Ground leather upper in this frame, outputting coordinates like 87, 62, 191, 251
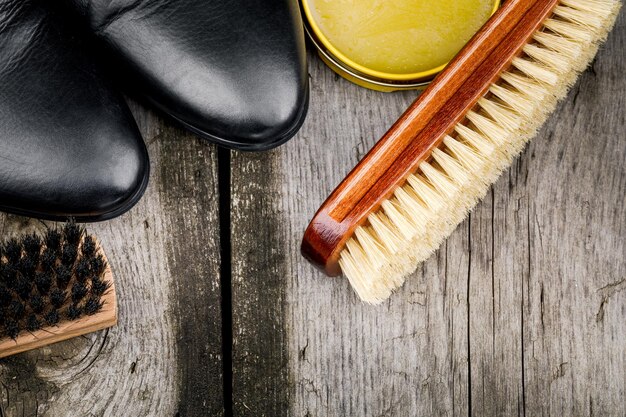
67, 0, 309, 150
0, 0, 149, 221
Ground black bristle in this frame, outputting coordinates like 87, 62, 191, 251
63, 222, 83, 247
71, 282, 88, 303
55, 264, 72, 289
44, 310, 60, 326
40, 248, 58, 272
90, 255, 107, 276
0, 222, 107, 340
25, 314, 41, 332
61, 244, 78, 267
34, 271, 52, 295
22, 234, 41, 261
4, 318, 19, 339
14, 277, 32, 300
67, 303, 82, 320
90, 278, 111, 297
30, 294, 45, 314
44, 229, 62, 253
0, 263, 8, 281
9, 300, 25, 319
75, 258, 91, 282
83, 296, 103, 315
49, 288, 66, 309
82, 235, 96, 258
3, 238, 22, 265
0, 285, 12, 307
17, 256, 37, 276
0, 264, 17, 288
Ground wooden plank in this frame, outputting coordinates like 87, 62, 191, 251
231, 54, 472, 416
468, 12, 625, 416
520, 13, 626, 414
230, 150, 290, 416
0, 104, 224, 417
230, 11, 625, 417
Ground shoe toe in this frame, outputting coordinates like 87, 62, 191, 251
166, 61, 309, 151
54, 116, 149, 219
80, 0, 309, 150
0, 104, 149, 221
0, 2, 149, 221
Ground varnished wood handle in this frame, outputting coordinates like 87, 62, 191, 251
302, 0, 560, 276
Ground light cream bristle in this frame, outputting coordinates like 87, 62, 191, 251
532, 31, 583, 60
543, 18, 595, 42
368, 211, 403, 255
523, 44, 571, 72
419, 161, 458, 200
406, 174, 446, 214
488, 84, 535, 117
553, 5, 606, 28
442, 135, 495, 186
339, 0, 621, 303
354, 226, 387, 270
512, 57, 560, 85
431, 148, 471, 188
465, 110, 510, 147
393, 186, 431, 228
454, 123, 499, 156
381, 199, 419, 240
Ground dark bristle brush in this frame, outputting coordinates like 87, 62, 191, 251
0, 223, 116, 358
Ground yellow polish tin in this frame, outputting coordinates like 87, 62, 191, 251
301, 0, 500, 92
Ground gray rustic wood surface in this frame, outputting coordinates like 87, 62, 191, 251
1, 9, 624, 417
0, 109, 224, 416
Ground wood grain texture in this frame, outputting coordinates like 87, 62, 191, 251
231, 9, 625, 416
0, 104, 224, 417
230, 150, 290, 416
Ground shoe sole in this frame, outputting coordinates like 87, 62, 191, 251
0, 153, 151, 223
157, 80, 310, 152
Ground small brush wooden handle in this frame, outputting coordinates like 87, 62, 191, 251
302, 0, 560, 276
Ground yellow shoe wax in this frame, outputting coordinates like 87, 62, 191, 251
305, 0, 497, 85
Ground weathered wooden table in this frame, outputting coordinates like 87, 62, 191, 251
1, 12, 624, 417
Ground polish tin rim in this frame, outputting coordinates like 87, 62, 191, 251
301, 0, 501, 90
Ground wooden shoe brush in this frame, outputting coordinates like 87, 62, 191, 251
302, 0, 622, 303
0, 223, 116, 358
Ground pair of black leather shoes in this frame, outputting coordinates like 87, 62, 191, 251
0, 0, 308, 221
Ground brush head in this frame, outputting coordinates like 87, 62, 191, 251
0, 223, 115, 355
302, 0, 621, 303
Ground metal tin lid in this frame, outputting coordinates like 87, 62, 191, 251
301, 0, 500, 92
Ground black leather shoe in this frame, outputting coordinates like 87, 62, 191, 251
67, 0, 309, 151
0, 1, 149, 221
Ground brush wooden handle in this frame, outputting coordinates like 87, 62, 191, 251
0, 247, 117, 358
302, 0, 560, 276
